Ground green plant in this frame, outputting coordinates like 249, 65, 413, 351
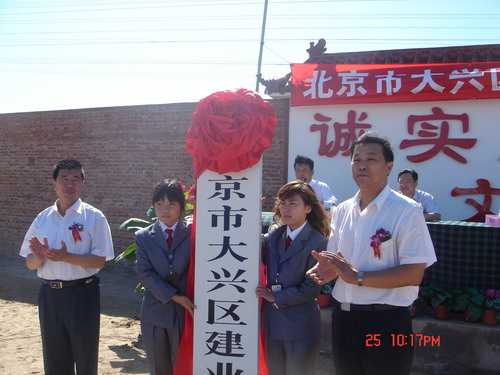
454, 288, 487, 321
115, 208, 156, 263
420, 285, 458, 308
482, 289, 500, 311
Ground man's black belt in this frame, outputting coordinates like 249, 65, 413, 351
333, 299, 405, 312
42, 276, 97, 289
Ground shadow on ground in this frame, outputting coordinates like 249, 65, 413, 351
0, 256, 142, 319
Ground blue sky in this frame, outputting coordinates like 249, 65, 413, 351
1, 0, 499, 113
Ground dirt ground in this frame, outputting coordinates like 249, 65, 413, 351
0, 256, 334, 375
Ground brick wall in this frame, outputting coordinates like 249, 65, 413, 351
0, 99, 289, 258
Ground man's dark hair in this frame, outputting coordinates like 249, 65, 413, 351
398, 169, 418, 181
294, 155, 314, 170
52, 159, 85, 181
152, 179, 185, 212
349, 133, 394, 163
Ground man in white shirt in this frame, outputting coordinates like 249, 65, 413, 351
307, 134, 436, 375
294, 155, 337, 210
19, 159, 114, 375
397, 168, 441, 221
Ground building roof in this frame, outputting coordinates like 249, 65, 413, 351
258, 39, 500, 96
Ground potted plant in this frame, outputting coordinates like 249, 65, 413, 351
420, 285, 457, 320
482, 289, 500, 326
409, 292, 425, 318
317, 280, 335, 308
454, 288, 486, 322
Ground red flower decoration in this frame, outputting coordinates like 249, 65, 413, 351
370, 228, 392, 259
68, 223, 83, 243
185, 89, 277, 179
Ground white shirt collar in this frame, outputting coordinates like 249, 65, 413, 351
355, 184, 391, 213
50, 198, 83, 216
159, 220, 179, 236
286, 220, 307, 241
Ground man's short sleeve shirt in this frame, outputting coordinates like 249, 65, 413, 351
19, 199, 114, 280
328, 185, 436, 306
413, 189, 440, 215
309, 179, 338, 210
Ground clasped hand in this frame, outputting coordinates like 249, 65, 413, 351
307, 250, 358, 285
29, 236, 69, 262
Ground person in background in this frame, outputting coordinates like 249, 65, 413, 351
256, 181, 329, 375
307, 134, 436, 375
19, 159, 114, 375
135, 179, 195, 375
397, 168, 441, 221
294, 155, 337, 211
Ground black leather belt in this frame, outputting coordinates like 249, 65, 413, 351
42, 276, 97, 289
333, 299, 405, 312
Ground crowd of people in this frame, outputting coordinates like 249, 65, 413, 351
20, 133, 438, 375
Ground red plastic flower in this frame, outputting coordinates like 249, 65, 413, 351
370, 228, 392, 259
185, 89, 277, 179
68, 223, 83, 243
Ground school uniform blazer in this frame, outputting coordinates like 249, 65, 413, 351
262, 222, 328, 341
135, 220, 191, 329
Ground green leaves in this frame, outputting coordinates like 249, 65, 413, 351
454, 288, 487, 321
420, 285, 458, 307
116, 215, 152, 265
115, 243, 137, 262
119, 218, 151, 232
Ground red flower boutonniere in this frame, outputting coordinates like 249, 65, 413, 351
69, 223, 83, 243
370, 228, 392, 259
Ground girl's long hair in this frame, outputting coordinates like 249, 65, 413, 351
272, 180, 330, 237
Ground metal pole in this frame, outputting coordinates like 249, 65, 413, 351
255, 0, 269, 92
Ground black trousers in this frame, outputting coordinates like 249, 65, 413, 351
38, 278, 100, 375
331, 304, 414, 375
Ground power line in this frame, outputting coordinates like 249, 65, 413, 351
3, 25, 500, 36
1, 38, 498, 48
1, 0, 339, 16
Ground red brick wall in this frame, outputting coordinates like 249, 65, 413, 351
0, 99, 289, 258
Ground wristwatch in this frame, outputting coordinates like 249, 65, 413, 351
357, 271, 364, 287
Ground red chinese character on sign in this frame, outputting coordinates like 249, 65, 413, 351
310, 110, 372, 157
399, 107, 477, 164
451, 179, 500, 222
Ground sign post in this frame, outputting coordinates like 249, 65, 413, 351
179, 89, 277, 375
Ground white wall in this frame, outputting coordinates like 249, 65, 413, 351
288, 99, 500, 220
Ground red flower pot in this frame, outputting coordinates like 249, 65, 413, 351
463, 310, 479, 323
483, 309, 498, 326
410, 304, 418, 318
317, 294, 333, 308
433, 305, 450, 320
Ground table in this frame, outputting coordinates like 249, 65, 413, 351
423, 221, 500, 290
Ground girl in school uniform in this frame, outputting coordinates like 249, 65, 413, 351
135, 179, 196, 375
256, 180, 330, 375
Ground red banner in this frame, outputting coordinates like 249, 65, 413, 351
291, 62, 500, 106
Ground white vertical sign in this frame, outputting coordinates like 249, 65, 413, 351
193, 161, 262, 375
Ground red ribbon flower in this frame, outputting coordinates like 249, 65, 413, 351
68, 223, 83, 243
370, 228, 392, 259
185, 89, 277, 180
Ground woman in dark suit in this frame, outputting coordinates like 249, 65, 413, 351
135, 179, 195, 375
256, 181, 330, 375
